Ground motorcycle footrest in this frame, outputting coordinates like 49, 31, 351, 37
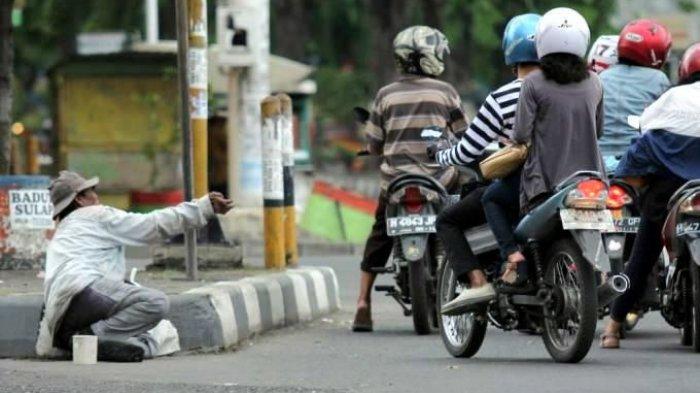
375, 285, 396, 292
369, 266, 395, 274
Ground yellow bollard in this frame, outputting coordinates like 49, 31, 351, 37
276, 94, 299, 266
261, 96, 286, 269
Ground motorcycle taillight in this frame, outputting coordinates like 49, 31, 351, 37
680, 193, 700, 216
565, 179, 608, 209
606, 184, 633, 209
403, 186, 424, 214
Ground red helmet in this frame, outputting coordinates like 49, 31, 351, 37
617, 19, 672, 69
679, 42, 700, 82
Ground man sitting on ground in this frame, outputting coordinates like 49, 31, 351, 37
36, 171, 233, 362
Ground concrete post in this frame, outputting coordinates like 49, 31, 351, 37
261, 96, 285, 269
276, 94, 298, 266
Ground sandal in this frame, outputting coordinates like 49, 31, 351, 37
600, 332, 620, 349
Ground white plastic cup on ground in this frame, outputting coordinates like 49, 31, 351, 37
72, 335, 97, 365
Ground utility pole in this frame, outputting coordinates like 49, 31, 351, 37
0, 0, 14, 175
188, 0, 209, 199
176, 0, 208, 280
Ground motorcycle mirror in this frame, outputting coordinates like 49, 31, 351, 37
353, 107, 370, 124
627, 115, 641, 131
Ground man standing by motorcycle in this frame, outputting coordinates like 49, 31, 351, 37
597, 20, 672, 171
431, 13, 542, 315
601, 43, 700, 349
352, 26, 467, 332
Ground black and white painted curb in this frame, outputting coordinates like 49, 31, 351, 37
0, 266, 340, 358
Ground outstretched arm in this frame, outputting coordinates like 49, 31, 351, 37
100, 192, 233, 246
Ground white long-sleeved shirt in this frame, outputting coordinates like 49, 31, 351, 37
36, 196, 214, 357
436, 79, 522, 166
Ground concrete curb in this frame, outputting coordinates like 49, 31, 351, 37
0, 266, 340, 358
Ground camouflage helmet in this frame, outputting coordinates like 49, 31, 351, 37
393, 26, 450, 76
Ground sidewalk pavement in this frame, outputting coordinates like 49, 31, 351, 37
0, 266, 340, 358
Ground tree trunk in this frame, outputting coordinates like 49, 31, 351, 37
0, 0, 13, 174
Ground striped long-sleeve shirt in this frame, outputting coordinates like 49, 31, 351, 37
365, 75, 468, 190
436, 79, 522, 166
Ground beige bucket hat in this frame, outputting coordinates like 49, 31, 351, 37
49, 171, 100, 218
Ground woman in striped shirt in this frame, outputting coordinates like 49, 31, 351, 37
437, 13, 541, 315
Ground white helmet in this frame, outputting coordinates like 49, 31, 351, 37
536, 7, 591, 59
587, 35, 619, 73
393, 26, 450, 76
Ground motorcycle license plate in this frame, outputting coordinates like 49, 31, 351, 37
386, 215, 437, 236
613, 217, 641, 233
559, 209, 615, 231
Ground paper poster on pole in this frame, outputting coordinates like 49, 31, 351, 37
262, 118, 283, 201
190, 90, 208, 119
9, 189, 54, 229
280, 117, 295, 167
190, 0, 208, 38
187, 48, 208, 89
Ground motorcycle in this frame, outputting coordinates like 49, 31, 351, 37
437, 171, 627, 363
353, 107, 461, 334
602, 178, 665, 332
659, 180, 700, 351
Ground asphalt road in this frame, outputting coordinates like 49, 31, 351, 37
2, 255, 700, 393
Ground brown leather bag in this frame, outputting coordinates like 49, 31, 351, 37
479, 144, 529, 180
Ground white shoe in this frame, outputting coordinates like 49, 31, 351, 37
441, 283, 496, 316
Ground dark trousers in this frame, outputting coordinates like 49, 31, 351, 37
436, 186, 488, 282
610, 174, 686, 322
55, 286, 115, 350
361, 193, 393, 272
481, 170, 521, 260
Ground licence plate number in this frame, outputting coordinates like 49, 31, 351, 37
560, 209, 615, 231
613, 217, 640, 233
386, 215, 437, 236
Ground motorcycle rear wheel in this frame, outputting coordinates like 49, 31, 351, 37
436, 257, 487, 357
409, 250, 435, 335
541, 238, 597, 363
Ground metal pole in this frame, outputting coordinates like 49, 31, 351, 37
176, 0, 198, 280
276, 93, 298, 266
261, 96, 285, 269
145, 0, 159, 44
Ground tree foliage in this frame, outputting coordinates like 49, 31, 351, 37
271, 0, 618, 121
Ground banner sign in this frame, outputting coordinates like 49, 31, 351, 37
9, 189, 54, 230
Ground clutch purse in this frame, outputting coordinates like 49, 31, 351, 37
479, 144, 528, 180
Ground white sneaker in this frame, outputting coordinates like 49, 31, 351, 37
441, 283, 496, 316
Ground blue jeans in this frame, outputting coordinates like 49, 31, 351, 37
481, 169, 521, 260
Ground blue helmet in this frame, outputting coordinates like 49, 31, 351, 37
502, 13, 541, 66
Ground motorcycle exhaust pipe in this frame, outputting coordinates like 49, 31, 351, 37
597, 274, 630, 307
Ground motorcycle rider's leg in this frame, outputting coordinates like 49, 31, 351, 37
603, 216, 663, 347
481, 171, 525, 283
354, 193, 393, 332
435, 186, 487, 284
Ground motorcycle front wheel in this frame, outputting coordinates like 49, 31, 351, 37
541, 238, 598, 363
436, 257, 487, 357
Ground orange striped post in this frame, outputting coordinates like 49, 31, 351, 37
261, 96, 285, 269
276, 94, 298, 266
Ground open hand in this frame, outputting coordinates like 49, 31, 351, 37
209, 192, 234, 214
